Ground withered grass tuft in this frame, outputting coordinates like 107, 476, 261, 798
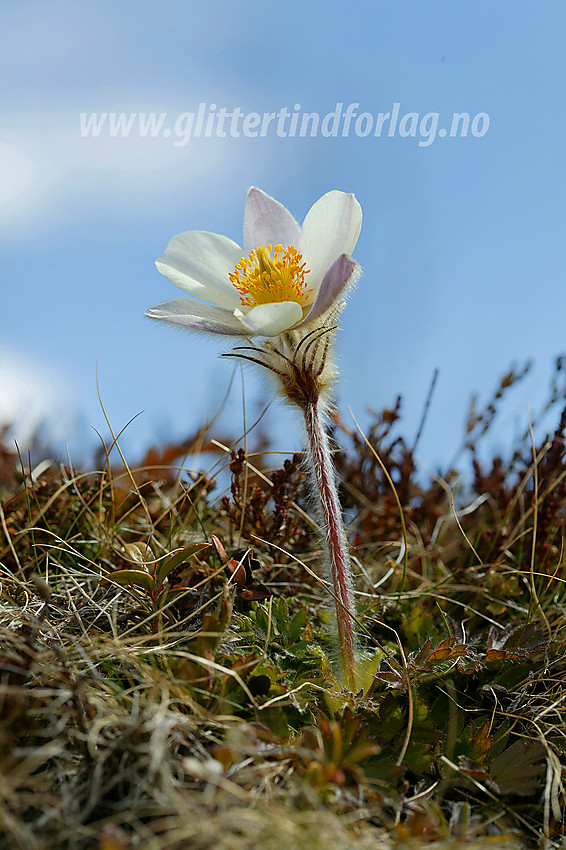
0, 362, 565, 849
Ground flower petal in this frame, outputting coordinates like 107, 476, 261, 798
299, 191, 362, 290
146, 298, 252, 336
156, 231, 243, 310
243, 187, 301, 254
234, 301, 303, 336
299, 255, 361, 326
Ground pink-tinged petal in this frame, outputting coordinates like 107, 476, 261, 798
156, 231, 242, 310
298, 255, 361, 326
234, 301, 303, 336
299, 191, 362, 290
243, 187, 301, 254
146, 298, 252, 336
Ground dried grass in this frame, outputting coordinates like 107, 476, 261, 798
0, 366, 565, 848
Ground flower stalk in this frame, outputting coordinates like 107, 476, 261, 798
302, 396, 357, 690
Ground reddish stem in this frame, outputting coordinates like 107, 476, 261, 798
303, 399, 357, 690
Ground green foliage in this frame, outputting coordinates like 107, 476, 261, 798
1, 366, 566, 847
109, 540, 211, 624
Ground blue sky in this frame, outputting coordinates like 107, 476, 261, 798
2, 1, 566, 471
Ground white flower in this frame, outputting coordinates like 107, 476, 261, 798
146, 188, 362, 338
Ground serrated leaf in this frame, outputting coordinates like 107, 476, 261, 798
412, 637, 468, 671
374, 656, 405, 689
379, 694, 406, 738
257, 705, 289, 738
411, 697, 444, 745
487, 623, 547, 656
457, 654, 484, 674
254, 605, 270, 636
490, 662, 531, 691
485, 649, 508, 662
288, 608, 308, 643
488, 740, 546, 796
275, 597, 289, 633
154, 542, 210, 585
412, 637, 433, 667
458, 756, 490, 782
109, 569, 155, 592
372, 671, 405, 689
470, 719, 492, 764
501, 623, 546, 651
427, 639, 467, 664
402, 603, 438, 650
403, 740, 435, 774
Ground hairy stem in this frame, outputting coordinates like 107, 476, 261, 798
302, 398, 357, 690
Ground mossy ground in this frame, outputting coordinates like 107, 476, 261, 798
0, 365, 565, 849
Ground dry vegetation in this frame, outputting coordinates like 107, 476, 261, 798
0, 362, 565, 849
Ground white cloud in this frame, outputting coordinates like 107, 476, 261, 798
0, 347, 76, 447
0, 104, 270, 239
0, 142, 57, 227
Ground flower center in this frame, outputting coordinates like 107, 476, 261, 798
229, 243, 311, 308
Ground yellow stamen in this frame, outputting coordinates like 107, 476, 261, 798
229, 243, 311, 308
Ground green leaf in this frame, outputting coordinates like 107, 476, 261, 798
254, 605, 270, 637
364, 762, 404, 784
403, 740, 436, 774
488, 740, 546, 796
109, 569, 155, 592
123, 542, 154, 564
501, 623, 546, 652
154, 542, 210, 585
288, 608, 308, 643
469, 719, 492, 764
426, 638, 467, 664
275, 597, 289, 634
378, 693, 406, 739
258, 705, 289, 738
402, 604, 438, 650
